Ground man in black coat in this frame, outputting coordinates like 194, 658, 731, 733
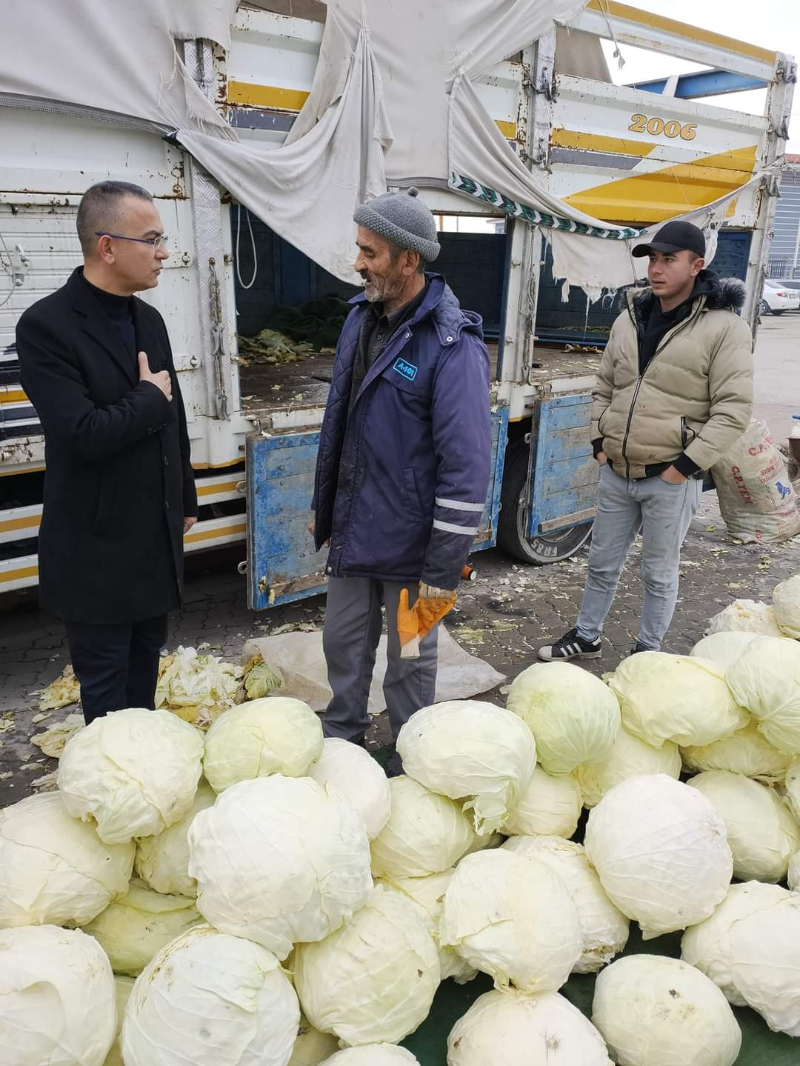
16, 181, 198, 724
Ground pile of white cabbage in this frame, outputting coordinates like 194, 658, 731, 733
3, 588, 800, 1066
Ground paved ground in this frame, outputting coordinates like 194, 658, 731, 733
2, 311, 800, 806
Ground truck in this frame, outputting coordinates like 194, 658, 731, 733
0, 0, 794, 608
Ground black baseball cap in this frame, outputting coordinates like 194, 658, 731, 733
632, 220, 706, 258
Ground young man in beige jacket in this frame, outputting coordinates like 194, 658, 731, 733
539, 220, 753, 661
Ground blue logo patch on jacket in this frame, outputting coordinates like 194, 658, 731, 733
393, 357, 418, 381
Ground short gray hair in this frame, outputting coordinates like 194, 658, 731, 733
76, 181, 153, 256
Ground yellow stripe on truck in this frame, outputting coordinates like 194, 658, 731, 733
0, 466, 45, 478
184, 521, 246, 545
191, 458, 244, 471
551, 129, 657, 158
563, 144, 758, 224
0, 563, 38, 585
585, 1, 777, 65
196, 480, 240, 498
228, 80, 310, 111
228, 79, 516, 138
0, 514, 40, 534
496, 119, 517, 140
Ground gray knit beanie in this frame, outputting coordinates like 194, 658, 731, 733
353, 187, 440, 262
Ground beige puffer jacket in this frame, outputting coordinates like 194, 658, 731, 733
591, 276, 754, 479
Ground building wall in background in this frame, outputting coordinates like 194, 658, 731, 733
769, 157, 800, 278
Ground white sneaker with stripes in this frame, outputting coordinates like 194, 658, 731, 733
538, 627, 602, 662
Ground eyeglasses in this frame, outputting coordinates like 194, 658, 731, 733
95, 232, 169, 249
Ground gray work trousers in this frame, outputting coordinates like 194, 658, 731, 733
577, 463, 702, 650
322, 576, 438, 742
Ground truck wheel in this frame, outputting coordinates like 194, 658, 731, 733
497, 443, 593, 565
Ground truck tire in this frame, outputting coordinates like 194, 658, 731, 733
497, 442, 593, 565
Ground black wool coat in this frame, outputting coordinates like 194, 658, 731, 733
16, 267, 197, 624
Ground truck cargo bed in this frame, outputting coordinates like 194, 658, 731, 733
239, 351, 336, 421
238, 343, 505, 426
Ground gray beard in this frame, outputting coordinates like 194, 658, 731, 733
362, 275, 405, 305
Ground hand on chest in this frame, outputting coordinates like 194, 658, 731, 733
79, 308, 167, 402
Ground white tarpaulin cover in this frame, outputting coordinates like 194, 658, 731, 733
0, 0, 770, 292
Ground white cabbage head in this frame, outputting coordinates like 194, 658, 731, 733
772, 574, 800, 638
609, 654, 747, 748
690, 631, 760, 670
447, 989, 613, 1066
57, 708, 204, 844
503, 836, 629, 973
687, 770, 800, 882
577, 727, 681, 808
287, 1014, 339, 1066
506, 661, 620, 774
134, 781, 216, 898
377, 869, 478, 984
681, 881, 790, 1006
370, 776, 475, 879
104, 976, 135, 1066
592, 955, 741, 1066
0, 791, 134, 928
705, 599, 783, 638
0, 925, 116, 1066
584, 774, 732, 938
788, 759, 800, 820
789, 850, 800, 891
203, 697, 323, 793
682, 722, 791, 782
439, 849, 582, 994
727, 891, 800, 1036
503, 766, 582, 837
122, 924, 299, 1066
321, 1048, 420, 1064
188, 775, 371, 959
396, 700, 536, 835
81, 880, 201, 976
726, 637, 800, 754
307, 738, 391, 840
293, 884, 440, 1047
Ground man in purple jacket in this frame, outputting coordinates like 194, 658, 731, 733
312, 189, 491, 763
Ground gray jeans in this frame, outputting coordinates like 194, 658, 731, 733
576, 463, 702, 650
322, 577, 438, 742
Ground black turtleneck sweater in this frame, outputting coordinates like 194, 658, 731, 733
80, 272, 137, 377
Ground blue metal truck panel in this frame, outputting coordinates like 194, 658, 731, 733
246, 406, 509, 610
527, 392, 599, 538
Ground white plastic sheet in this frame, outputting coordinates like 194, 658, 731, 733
242, 626, 505, 715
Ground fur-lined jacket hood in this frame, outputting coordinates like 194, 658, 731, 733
627, 270, 747, 322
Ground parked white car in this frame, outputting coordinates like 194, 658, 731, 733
761, 280, 800, 315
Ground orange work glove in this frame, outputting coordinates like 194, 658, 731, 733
397, 584, 457, 660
